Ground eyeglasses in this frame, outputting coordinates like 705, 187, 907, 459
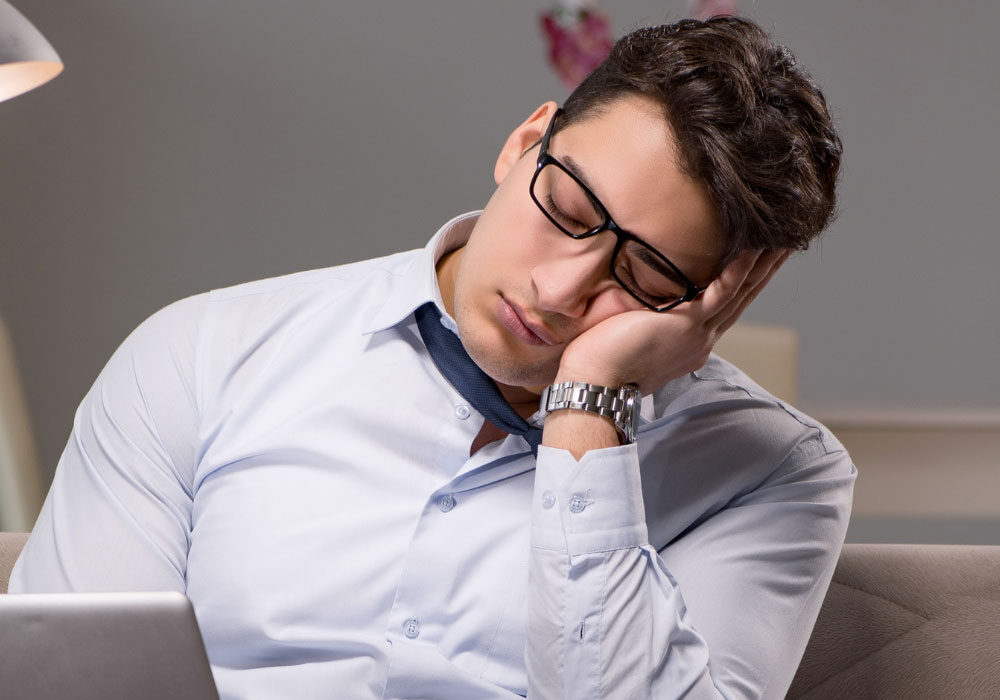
528, 109, 703, 312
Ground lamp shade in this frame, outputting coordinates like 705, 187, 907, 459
0, 0, 62, 103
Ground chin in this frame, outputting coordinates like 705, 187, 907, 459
461, 329, 561, 390
483, 356, 559, 390
454, 287, 563, 389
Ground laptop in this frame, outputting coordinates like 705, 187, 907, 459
0, 591, 220, 700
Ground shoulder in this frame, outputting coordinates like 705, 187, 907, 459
640, 354, 854, 504
120, 249, 420, 348
639, 354, 856, 546
175, 249, 418, 351
105, 248, 423, 411
645, 353, 844, 459
203, 249, 420, 318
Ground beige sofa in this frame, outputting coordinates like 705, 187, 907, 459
787, 543, 1000, 698
2, 534, 998, 697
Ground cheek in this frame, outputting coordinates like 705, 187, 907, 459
481, 173, 555, 250
478, 218, 551, 273
584, 287, 646, 324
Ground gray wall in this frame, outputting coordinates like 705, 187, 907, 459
2, 1, 998, 490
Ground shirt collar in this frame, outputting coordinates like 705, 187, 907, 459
361, 211, 480, 335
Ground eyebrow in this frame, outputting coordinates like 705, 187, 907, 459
560, 154, 606, 217
633, 245, 685, 283
557, 148, 709, 286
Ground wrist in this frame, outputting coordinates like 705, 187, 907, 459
541, 409, 621, 459
539, 380, 641, 448
553, 363, 629, 389
556, 344, 622, 387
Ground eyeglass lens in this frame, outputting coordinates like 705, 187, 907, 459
533, 161, 690, 309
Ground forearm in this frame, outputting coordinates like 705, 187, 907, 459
524, 430, 856, 699
525, 444, 721, 700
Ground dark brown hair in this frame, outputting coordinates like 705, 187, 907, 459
560, 16, 843, 265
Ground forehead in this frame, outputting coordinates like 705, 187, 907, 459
553, 96, 725, 276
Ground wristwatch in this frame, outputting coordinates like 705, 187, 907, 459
539, 381, 641, 445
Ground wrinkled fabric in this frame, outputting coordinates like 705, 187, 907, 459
12, 212, 855, 699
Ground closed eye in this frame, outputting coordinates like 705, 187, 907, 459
545, 194, 588, 231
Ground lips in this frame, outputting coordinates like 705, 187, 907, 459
498, 297, 558, 347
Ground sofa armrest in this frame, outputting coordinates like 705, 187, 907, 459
789, 543, 1000, 698
0, 532, 29, 593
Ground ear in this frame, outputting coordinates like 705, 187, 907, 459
493, 101, 559, 186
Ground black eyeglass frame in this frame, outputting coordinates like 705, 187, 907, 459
528, 109, 704, 312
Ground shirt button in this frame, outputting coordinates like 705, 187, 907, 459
438, 494, 456, 512
403, 618, 421, 639
568, 494, 587, 514
454, 404, 471, 420
541, 491, 556, 510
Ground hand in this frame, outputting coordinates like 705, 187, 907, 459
555, 249, 791, 394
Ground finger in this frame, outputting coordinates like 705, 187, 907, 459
698, 249, 763, 312
699, 248, 777, 325
713, 249, 791, 333
745, 248, 790, 290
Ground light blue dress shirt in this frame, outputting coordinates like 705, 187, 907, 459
12, 212, 855, 699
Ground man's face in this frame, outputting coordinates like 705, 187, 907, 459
438, 95, 725, 394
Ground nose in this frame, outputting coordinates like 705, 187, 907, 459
531, 234, 617, 318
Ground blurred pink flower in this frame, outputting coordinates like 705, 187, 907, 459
540, 4, 614, 90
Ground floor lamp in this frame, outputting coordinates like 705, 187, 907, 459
0, 0, 62, 531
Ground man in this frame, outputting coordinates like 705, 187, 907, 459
12, 16, 854, 700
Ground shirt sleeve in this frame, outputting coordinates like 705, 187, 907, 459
9, 294, 207, 593
526, 435, 855, 700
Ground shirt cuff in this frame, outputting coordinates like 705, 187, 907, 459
531, 444, 649, 558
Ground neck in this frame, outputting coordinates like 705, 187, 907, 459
498, 381, 544, 420
435, 247, 461, 320
436, 245, 546, 416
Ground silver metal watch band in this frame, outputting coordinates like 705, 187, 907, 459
539, 381, 640, 444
